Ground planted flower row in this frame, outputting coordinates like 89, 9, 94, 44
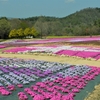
0, 57, 100, 100
18, 66, 100, 100
0, 45, 6, 49
0, 37, 100, 45
4, 46, 100, 60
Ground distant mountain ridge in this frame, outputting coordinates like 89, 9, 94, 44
22, 7, 100, 25
0, 7, 100, 39
61, 7, 100, 26
1, 7, 100, 25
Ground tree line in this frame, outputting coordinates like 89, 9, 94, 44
9, 27, 38, 39
0, 7, 100, 39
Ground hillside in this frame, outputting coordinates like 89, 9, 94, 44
16, 7, 100, 36
61, 7, 100, 26
0, 7, 100, 39
24, 7, 100, 26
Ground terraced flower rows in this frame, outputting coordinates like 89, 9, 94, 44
0, 57, 100, 100
1, 36, 100, 45
3, 46, 100, 60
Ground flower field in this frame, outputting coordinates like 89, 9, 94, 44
0, 57, 100, 100
0, 45, 6, 49
0, 36, 100, 45
0, 36, 100, 100
3, 46, 100, 60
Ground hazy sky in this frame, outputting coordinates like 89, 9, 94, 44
0, 0, 100, 18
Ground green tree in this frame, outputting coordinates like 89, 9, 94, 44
24, 27, 31, 37
9, 18, 21, 30
73, 26, 82, 36
24, 27, 38, 38
16, 28, 24, 38
34, 20, 43, 38
0, 19, 11, 39
31, 27, 38, 37
34, 16, 47, 38
9, 29, 18, 38
19, 21, 29, 29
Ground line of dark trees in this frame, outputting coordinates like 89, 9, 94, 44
0, 7, 100, 39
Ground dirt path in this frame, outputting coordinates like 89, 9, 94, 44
0, 53, 100, 67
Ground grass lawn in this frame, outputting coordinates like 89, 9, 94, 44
46, 35, 100, 39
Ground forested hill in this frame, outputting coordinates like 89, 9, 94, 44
23, 7, 100, 26
0, 7, 100, 39
61, 7, 100, 26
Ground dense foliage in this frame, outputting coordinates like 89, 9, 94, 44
9, 27, 38, 38
0, 7, 100, 39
